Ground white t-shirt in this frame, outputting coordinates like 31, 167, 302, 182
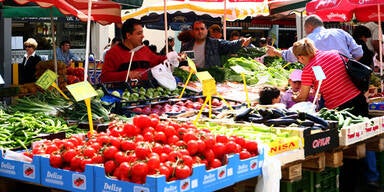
364, 22, 379, 52
193, 41, 205, 68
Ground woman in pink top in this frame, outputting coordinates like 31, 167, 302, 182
291, 38, 368, 116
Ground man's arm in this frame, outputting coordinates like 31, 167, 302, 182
292, 85, 311, 102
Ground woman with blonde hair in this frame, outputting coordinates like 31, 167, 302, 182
291, 38, 368, 116
20, 38, 41, 84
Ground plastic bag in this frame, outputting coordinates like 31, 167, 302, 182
289, 101, 316, 114
255, 155, 281, 192
4, 149, 32, 163
151, 64, 177, 90
164, 51, 180, 72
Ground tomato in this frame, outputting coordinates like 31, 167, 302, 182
114, 151, 128, 164
90, 142, 102, 152
154, 131, 167, 143
45, 144, 59, 154
234, 136, 246, 148
162, 144, 173, 154
196, 139, 206, 153
96, 135, 110, 145
239, 150, 252, 160
175, 164, 192, 179
104, 160, 117, 174
123, 123, 139, 137
131, 161, 149, 177
50, 152, 63, 168
91, 154, 104, 164
212, 142, 226, 158
103, 146, 119, 160
176, 127, 187, 138
133, 115, 152, 129
187, 140, 199, 155
150, 118, 159, 128
109, 137, 121, 149
225, 141, 239, 154
158, 164, 171, 179
120, 139, 137, 151
135, 142, 151, 160
63, 141, 75, 150
167, 135, 180, 145
159, 153, 169, 162
147, 154, 161, 170
181, 155, 194, 168
168, 151, 181, 162
63, 149, 77, 163
215, 135, 229, 144
203, 149, 215, 162
80, 158, 92, 171
70, 156, 83, 170
83, 147, 96, 158
203, 135, 216, 149
143, 131, 154, 142
163, 125, 176, 137
134, 135, 144, 142
209, 158, 222, 169
108, 124, 124, 137
183, 131, 198, 142
118, 162, 131, 179
245, 140, 258, 155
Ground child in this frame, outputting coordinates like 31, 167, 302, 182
281, 69, 303, 109
259, 86, 281, 105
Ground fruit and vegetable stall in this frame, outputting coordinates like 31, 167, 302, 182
0, 49, 384, 192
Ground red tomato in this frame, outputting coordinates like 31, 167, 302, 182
216, 135, 229, 144
196, 140, 206, 153
143, 131, 154, 142
187, 140, 199, 155
135, 142, 151, 160
104, 160, 117, 174
209, 158, 222, 169
45, 144, 59, 154
133, 115, 152, 129
182, 155, 194, 168
158, 164, 171, 179
120, 139, 137, 151
70, 156, 83, 170
103, 146, 119, 160
175, 164, 192, 179
131, 162, 149, 177
167, 135, 180, 145
163, 125, 177, 137
147, 155, 161, 170
123, 123, 139, 137
203, 149, 215, 162
63, 149, 77, 163
225, 141, 239, 154
183, 131, 198, 142
118, 162, 131, 179
83, 147, 96, 158
109, 137, 121, 149
245, 141, 258, 155
239, 150, 252, 160
154, 131, 167, 143
212, 142, 226, 158
91, 154, 104, 164
49, 152, 63, 168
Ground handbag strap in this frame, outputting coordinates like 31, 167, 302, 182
338, 53, 348, 66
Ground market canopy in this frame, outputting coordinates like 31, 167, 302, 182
10, 0, 122, 25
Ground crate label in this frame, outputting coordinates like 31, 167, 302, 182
23, 164, 35, 179
72, 173, 86, 190
203, 172, 217, 184
45, 171, 64, 186
269, 139, 300, 155
178, 178, 191, 191
0, 162, 16, 175
133, 186, 149, 192
103, 182, 123, 192
312, 136, 331, 149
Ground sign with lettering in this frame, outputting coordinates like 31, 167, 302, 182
35, 69, 57, 90
66, 81, 97, 102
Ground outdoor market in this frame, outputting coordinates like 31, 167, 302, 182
1, 0, 384, 192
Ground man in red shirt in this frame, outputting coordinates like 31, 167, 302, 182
101, 19, 167, 83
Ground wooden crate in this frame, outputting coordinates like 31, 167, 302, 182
281, 162, 302, 181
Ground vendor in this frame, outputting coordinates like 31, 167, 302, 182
100, 19, 167, 83
180, 20, 251, 68
20, 38, 41, 84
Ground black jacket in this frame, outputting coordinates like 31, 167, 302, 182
19, 54, 42, 84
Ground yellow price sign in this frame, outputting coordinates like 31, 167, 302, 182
187, 57, 197, 73
35, 69, 57, 90
66, 81, 97, 102
196, 71, 217, 96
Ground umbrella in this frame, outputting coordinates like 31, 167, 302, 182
12, 0, 122, 82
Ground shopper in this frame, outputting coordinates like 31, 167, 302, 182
352, 25, 374, 69
102, 37, 122, 62
259, 86, 281, 105
267, 15, 363, 62
180, 20, 251, 68
19, 38, 41, 84
208, 24, 223, 39
281, 69, 308, 109
230, 31, 240, 41
56, 40, 81, 66
159, 36, 175, 55
100, 18, 167, 83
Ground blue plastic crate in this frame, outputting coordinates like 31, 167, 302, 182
234, 150, 264, 182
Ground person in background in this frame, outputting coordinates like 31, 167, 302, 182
281, 69, 303, 109
291, 38, 376, 191
56, 40, 80, 66
142, 40, 149, 46
102, 37, 122, 62
178, 29, 194, 48
259, 86, 281, 105
230, 31, 241, 41
101, 19, 167, 83
20, 38, 41, 84
258, 37, 268, 48
180, 20, 251, 68
352, 25, 374, 69
148, 44, 158, 54
159, 36, 175, 55
267, 15, 363, 62
208, 24, 223, 39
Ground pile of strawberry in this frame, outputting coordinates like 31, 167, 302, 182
26, 114, 259, 184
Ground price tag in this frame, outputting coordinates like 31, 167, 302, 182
66, 81, 97, 102
187, 58, 197, 73
0, 75, 4, 85
35, 69, 57, 90
230, 65, 252, 75
312, 66, 326, 80
196, 71, 217, 96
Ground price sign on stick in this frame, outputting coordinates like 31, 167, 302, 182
179, 57, 198, 99
36, 69, 69, 100
230, 66, 251, 107
312, 66, 326, 111
0, 75, 4, 85
196, 71, 217, 96
66, 81, 98, 134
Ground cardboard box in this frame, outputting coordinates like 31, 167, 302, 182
40, 156, 94, 192
0, 150, 40, 184
233, 151, 264, 183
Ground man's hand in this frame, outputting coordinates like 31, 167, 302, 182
266, 45, 282, 57
241, 37, 252, 47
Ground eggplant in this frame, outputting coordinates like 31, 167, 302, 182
285, 111, 298, 116
248, 116, 265, 123
265, 118, 298, 127
271, 108, 286, 118
311, 124, 328, 130
304, 113, 329, 128
279, 114, 299, 120
298, 120, 315, 127
234, 108, 253, 121
257, 109, 274, 120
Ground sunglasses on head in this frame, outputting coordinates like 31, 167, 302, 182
25, 45, 33, 48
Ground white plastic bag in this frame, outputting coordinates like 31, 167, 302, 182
164, 51, 180, 72
289, 101, 316, 114
151, 64, 177, 90
255, 155, 281, 192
